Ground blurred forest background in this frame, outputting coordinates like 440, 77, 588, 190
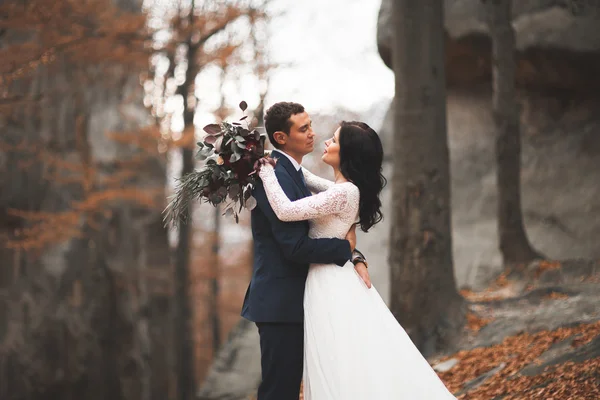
1, 0, 600, 399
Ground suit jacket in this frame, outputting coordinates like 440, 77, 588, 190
241, 151, 351, 323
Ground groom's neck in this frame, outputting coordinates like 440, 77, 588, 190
279, 148, 304, 166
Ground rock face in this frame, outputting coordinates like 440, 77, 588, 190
468, 259, 600, 348
368, 0, 600, 302
0, 2, 172, 399
379, 0, 600, 90
197, 319, 261, 400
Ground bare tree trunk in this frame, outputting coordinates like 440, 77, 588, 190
136, 230, 151, 400
484, 0, 542, 265
389, 0, 465, 357
174, 4, 199, 397
210, 207, 221, 354
174, 146, 196, 400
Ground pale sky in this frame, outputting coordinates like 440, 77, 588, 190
264, 0, 394, 114
192, 0, 394, 126
159, 0, 393, 137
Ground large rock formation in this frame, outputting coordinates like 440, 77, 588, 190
367, 0, 600, 302
196, 319, 261, 400
0, 2, 172, 399
379, 0, 600, 90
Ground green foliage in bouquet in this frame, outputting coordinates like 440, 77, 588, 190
164, 101, 268, 225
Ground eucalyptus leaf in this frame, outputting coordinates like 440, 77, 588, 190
206, 155, 221, 168
217, 186, 228, 197
229, 184, 240, 198
230, 152, 241, 163
245, 195, 257, 210
235, 136, 245, 142
237, 142, 246, 149
243, 184, 252, 200
209, 193, 220, 203
214, 136, 224, 153
204, 135, 218, 145
203, 124, 222, 135
196, 146, 213, 160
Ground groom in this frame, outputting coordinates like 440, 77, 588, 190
241, 102, 370, 400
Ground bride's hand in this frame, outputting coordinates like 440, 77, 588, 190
354, 262, 372, 289
253, 155, 277, 175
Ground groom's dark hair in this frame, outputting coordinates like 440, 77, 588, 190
264, 102, 305, 149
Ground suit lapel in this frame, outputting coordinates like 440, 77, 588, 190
271, 152, 311, 198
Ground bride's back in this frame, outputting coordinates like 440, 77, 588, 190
307, 182, 360, 240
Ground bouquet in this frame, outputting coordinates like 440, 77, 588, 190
164, 101, 268, 225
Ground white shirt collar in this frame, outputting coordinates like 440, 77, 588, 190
272, 149, 302, 171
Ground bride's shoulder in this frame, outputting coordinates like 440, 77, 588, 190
343, 181, 359, 190
331, 181, 359, 196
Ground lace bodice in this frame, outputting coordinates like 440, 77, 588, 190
259, 164, 359, 240
302, 168, 334, 193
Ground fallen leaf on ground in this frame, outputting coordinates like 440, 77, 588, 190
438, 321, 600, 399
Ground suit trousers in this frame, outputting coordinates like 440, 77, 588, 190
256, 322, 304, 400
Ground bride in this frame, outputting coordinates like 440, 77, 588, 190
256, 121, 456, 399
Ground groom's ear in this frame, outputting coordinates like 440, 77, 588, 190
273, 131, 288, 146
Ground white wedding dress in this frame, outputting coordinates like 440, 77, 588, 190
259, 164, 456, 400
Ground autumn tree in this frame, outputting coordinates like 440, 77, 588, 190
0, 1, 173, 400
0, 0, 149, 86
388, 0, 465, 357
483, 0, 542, 265
248, 6, 272, 128
147, 1, 269, 397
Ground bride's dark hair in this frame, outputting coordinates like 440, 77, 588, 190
338, 121, 386, 232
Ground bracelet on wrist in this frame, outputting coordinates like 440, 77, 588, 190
352, 257, 368, 269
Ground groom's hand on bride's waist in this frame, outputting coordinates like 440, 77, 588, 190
345, 224, 357, 251
345, 224, 371, 288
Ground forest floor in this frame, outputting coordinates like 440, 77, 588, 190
433, 259, 600, 399
298, 260, 600, 400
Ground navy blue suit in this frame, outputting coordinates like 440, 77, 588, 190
241, 151, 351, 399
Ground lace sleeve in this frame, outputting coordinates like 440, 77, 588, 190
302, 168, 334, 193
259, 164, 350, 222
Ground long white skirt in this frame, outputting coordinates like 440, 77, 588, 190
303, 262, 457, 399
